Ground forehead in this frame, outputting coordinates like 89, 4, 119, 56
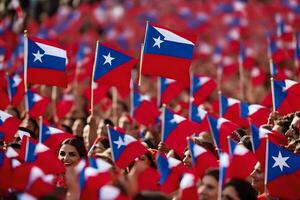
203, 175, 218, 186
60, 144, 78, 153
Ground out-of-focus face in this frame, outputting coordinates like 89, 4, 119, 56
97, 120, 108, 137
182, 150, 192, 169
250, 162, 264, 194
198, 175, 218, 200
72, 119, 85, 137
135, 154, 151, 166
222, 186, 240, 200
285, 116, 300, 141
58, 144, 80, 167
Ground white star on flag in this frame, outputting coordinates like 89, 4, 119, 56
32, 50, 44, 63
197, 106, 207, 119
170, 114, 185, 124
12, 75, 22, 87
272, 151, 290, 171
103, 52, 115, 66
114, 136, 126, 149
153, 36, 164, 48
32, 94, 42, 102
139, 94, 151, 102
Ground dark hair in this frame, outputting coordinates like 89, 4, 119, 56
224, 179, 257, 200
204, 168, 219, 182
134, 191, 168, 200
240, 135, 253, 152
103, 118, 114, 126
60, 138, 87, 158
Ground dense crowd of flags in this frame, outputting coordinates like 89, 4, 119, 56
1, 0, 300, 199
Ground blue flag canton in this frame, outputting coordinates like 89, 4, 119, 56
190, 103, 204, 123
267, 141, 300, 182
40, 124, 51, 142
162, 108, 180, 142
109, 128, 127, 161
157, 153, 171, 184
25, 140, 37, 162
240, 102, 250, 118
143, 24, 194, 59
188, 139, 197, 165
93, 44, 132, 81
207, 115, 220, 149
273, 80, 288, 109
26, 91, 39, 109
27, 38, 66, 71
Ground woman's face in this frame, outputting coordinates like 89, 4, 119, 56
58, 144, 81, 167
222, 186, 240, 200
198, 175, 219, 200
183, 150, 192, 169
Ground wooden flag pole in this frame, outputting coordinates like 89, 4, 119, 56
91, 40, 100, 115
238, 53, 245, 101
138, 43, 144, 86
23, 30, 29, 113
270, 77, 276, 113
52, 86, 57, 122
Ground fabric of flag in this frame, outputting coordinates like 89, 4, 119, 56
98, 185, 130, 200
207, 114, 239, 153
7, 74, 25, 107
25, 36, 68, 87
266, 140, 300, 199
156, 152, 186, 194
188, 138, 218, 178
26, 90, 50, 118
220, 95, 248, 127
272, 79, 300, 115
93, 43, 137, 90
18, 136, 65, 174
39, 123, 73, 153
131, 84, 160, 126
0, 151, 13, 195
141, 23, 196, 86
55, 94, 74, 120
12, 164, 55, 197
240, 103, 271, 127
189, 103, 210, 132
107, 126, 148, 169
191, 75, 217, 106
0, 110, 21, 143
77, 158, 113, 200
162, 107, 204, 157
158, 77, 183, 106
225, 144, 257, 182
250, 66, 266, 86
268, 37, 289, 65
178, 173, 198, 200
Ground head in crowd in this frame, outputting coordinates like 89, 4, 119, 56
198, 169, 219, 200
222, 179, 257, 200
58, 138, 87, 167
72, 118, 86, 138
284, 111, 300, 142
250, 162, 264, 194
182, 148, 192, 169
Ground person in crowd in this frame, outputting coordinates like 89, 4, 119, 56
222, 179, 257, 200
250, 162, 265, 198
198, 169, 219, 200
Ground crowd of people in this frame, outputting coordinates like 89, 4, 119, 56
1, 0, 300, 199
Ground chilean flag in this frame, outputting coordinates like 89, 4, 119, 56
272, 79, 300, 115
189, 103, 210, 132
156, 152, 186, 194
0, 110, 21, 143
225, 144, 257, 182
191, 75, 217, 106
188, 138, 218, 178
141, 23, 196, 86
158, 77, 183, 106
240, 103, 271, 127
265, 140, 300, 199
7, 74, 25, 107
25, 36, 68, 87
25, 90, 50, 118
39, 123, 73, 153
55, 94, 74, 120
178, 173, 198, 200
162, 107, 204, 157
207, 114, 239, 153
77, 158, 113, 200
93, 43, 137, 90
107, 126, 148, 169
131, 84, 160, 126
19, 136, 65, 174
